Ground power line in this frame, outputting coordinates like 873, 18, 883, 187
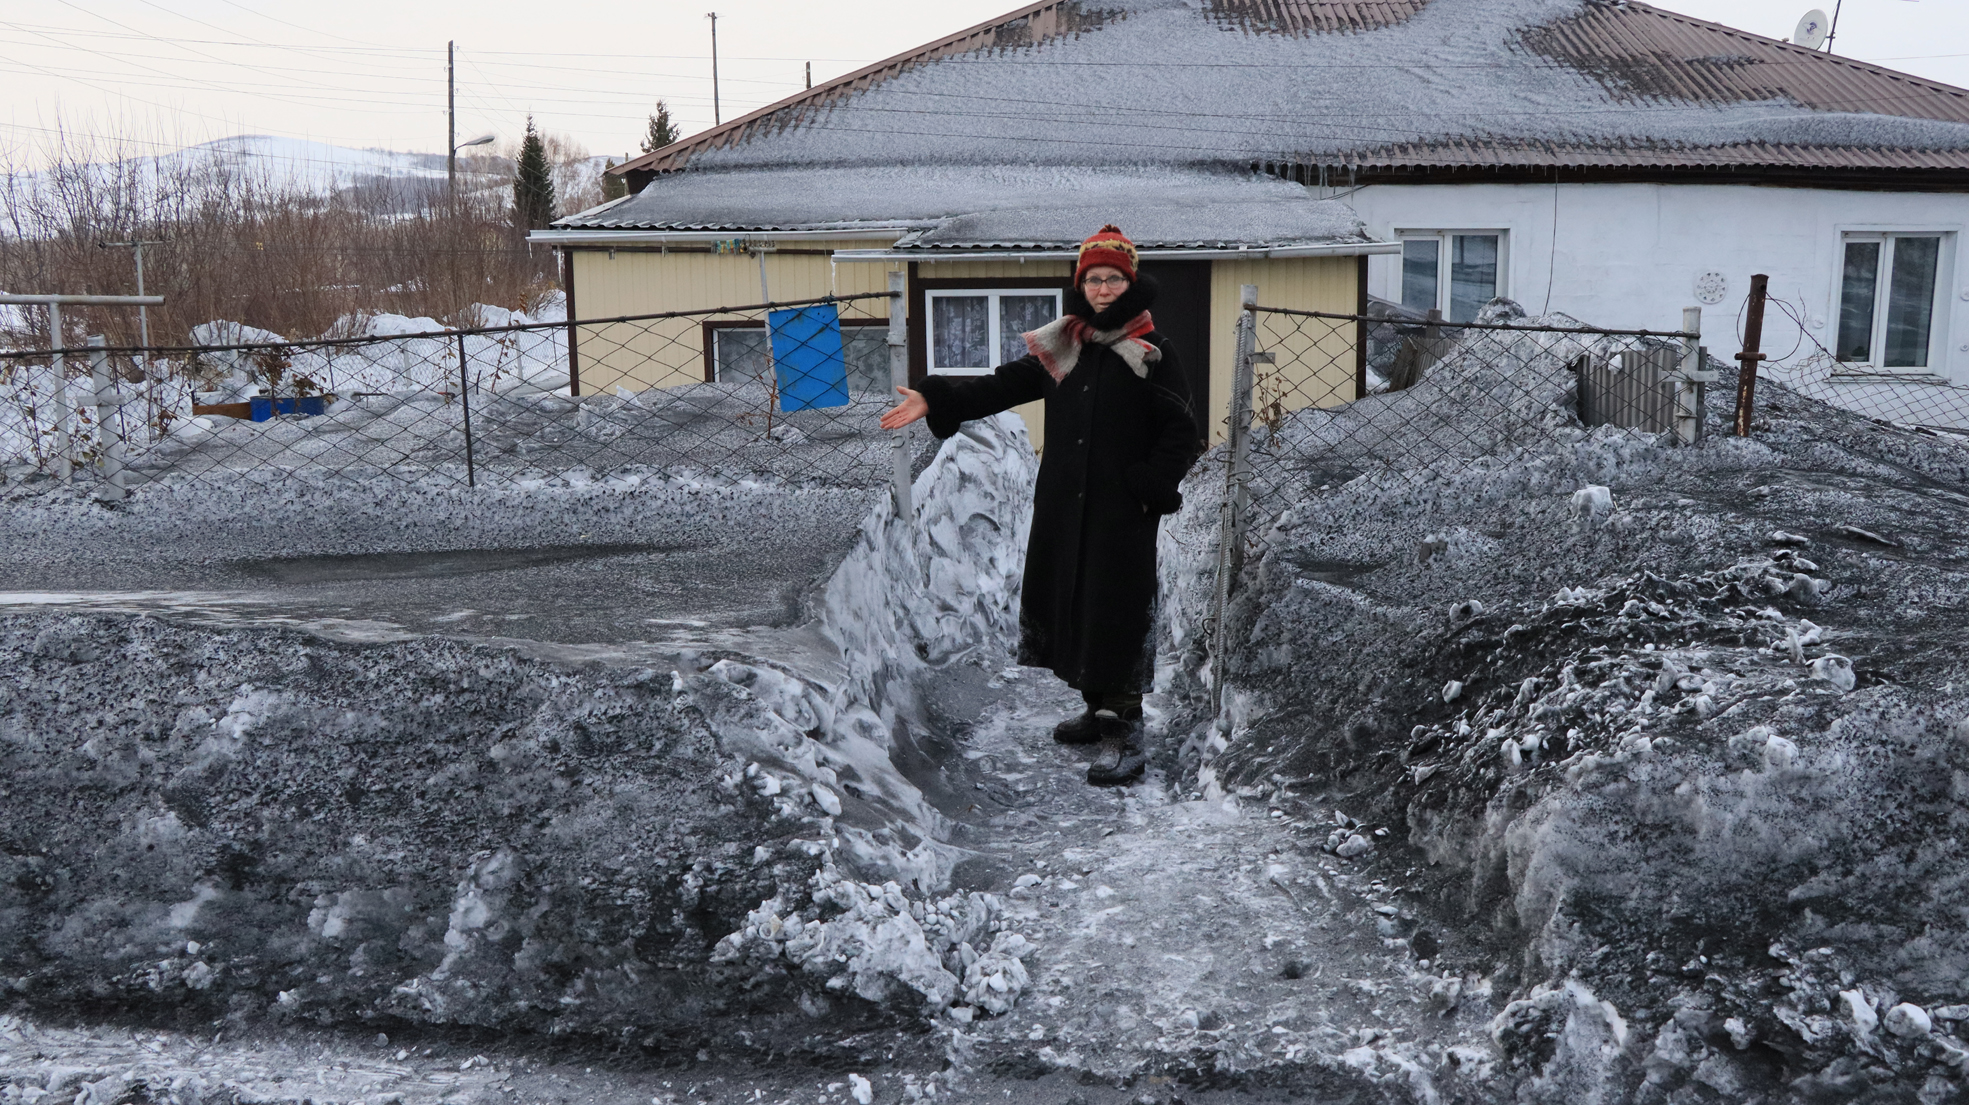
5, 26, 815, 90
0, 61, 439, 114
44, 0, 400, 100
207, 0, 406, 50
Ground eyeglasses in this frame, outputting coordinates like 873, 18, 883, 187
1081, 275, 1130, 289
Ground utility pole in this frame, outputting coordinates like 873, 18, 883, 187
806, 61, 812, 90
708, 13, 721, 125
448, 40, 457, 197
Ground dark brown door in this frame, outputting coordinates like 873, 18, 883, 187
1137, 260, 1211, 447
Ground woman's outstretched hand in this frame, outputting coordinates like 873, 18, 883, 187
880, 386, 928, 431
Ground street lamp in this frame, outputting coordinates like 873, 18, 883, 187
449, 132, 495, 196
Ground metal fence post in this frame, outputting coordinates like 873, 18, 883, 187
1673, 306, 1714, 445
1733, 274, 1770, 436
48, 302, 72, 482
886, 269, 913, 520
87, 336, 128, 501
456, 332, 476, 488
1210, 284, 1259, 718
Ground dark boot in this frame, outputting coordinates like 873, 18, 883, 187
1052, 709, 1102, 745
1085, 711, 1146, 786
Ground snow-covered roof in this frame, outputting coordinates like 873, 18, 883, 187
601, 0, 1969, 181
550, 166, 1379, 251
552, 0, 1969, 241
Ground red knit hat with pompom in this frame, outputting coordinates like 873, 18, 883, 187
1075, 224, 1138, 285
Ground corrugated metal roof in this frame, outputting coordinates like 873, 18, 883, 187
599, 0, 1969, 192
1523, 1, 1969, 124
1205, 0, 1432, 36
1336, 138, 1969, 171
619, 0, 1115, 176
554, 166, 1373, 247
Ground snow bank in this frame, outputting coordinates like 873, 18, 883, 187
820, 413, 1036, 706
0, 411, 1044, 1039
696, 413, 1040, 1017
1158, 319, 1969, 1099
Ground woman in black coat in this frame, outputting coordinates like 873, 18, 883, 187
880, 225, 1201, 785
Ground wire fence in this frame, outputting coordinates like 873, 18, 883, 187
0, 291, 929, 500
1215, 295, 1705, 559
1204, 290, 1708, 713
1753, 292, 1969, 434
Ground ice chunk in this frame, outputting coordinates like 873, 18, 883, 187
1762, 734, 1798, 771
811, 784, 843, 816
1569, 485, 1613, 518
1811, 655, 1856, 693
1841, 990, 1879, 1035
1885, 1003, 1933, 1038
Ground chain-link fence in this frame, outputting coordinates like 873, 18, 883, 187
1205, 288, 1707, 712
1759, 361, 1969, 434
1, 290, 928, 502
1750, 291, 1969, 434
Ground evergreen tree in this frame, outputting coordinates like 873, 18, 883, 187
640, 102, 678, 154
601, 158, 627, 202
512, 115, 556, 230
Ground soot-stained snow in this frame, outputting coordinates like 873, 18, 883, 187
564, 166, 1370, 247
676, 0, 1969, 174
1144, 320, 1969, 1100
0, 418, 1045, 1061
7, 307, 1969, 1103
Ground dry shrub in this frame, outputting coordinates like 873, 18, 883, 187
0, 122, 582, 350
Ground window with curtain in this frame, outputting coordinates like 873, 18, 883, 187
1398, 232, 1504, 322
711, 322, 891, 393
926, 289, 1063, 375
1836, 234, 1946, 369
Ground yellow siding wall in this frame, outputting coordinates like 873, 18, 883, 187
569, 243, 899, 394
565, 249, 1360, 452
1206, 256, 1359, 444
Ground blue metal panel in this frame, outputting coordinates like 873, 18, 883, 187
767, 304, 850, 412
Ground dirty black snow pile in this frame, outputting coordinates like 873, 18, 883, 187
1154, 324, 1969, 1102
0, 414, 1041, 1051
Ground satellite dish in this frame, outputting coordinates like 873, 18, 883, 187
1794, 9, 1830, 50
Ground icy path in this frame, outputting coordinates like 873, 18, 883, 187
0, 679, 1464, 1105
920, 673, 1483, 1101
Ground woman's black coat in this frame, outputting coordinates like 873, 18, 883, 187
915, 276, 1200, 693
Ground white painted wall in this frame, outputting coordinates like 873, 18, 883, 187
1343, 181, 1969, 385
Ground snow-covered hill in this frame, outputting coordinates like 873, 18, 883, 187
2, 134, 614, 225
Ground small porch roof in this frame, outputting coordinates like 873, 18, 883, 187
533, 166, 1394, 258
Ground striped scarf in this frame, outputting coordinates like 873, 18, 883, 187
1022, 311, 1159, 384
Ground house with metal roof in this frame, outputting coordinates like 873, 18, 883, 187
533, 0, 1969, 434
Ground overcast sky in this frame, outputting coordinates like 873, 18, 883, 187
5, 1, 1966, 165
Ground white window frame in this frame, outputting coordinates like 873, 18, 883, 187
708, 318, 889, 389
1395, 230, 1510, 322
1830, 228, 1955, 374
924, 287, 1064, 376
